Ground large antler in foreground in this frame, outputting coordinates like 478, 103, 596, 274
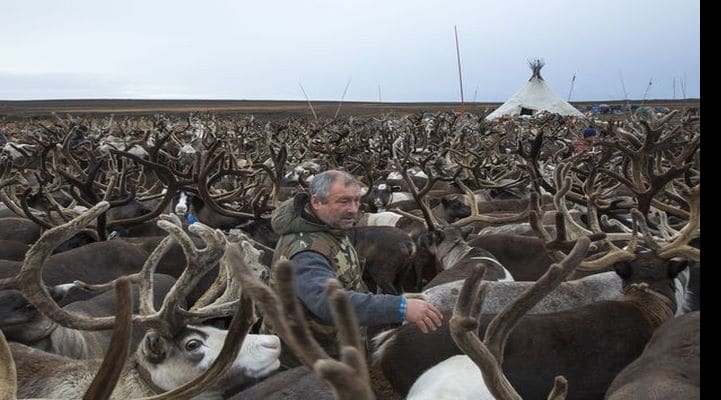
0, 198, 255, 337
240, 260, 375, 400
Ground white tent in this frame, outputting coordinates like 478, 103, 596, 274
485, 60, 585, 120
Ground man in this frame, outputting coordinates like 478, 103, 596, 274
264, 169, 443, 368
573, 127, 597, 154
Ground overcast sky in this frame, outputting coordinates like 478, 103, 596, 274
1, 0, 699, 102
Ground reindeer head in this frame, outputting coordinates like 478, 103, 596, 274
614, 252, 690, 316
0, 290, 49, 341
136, 326, 281, 392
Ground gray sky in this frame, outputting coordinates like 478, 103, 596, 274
1, 0, 700, 102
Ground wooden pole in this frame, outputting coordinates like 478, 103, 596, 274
641, 78, 652, 105
619, 70, 631, 112
681, 73, 687, 99
567, 73, 576, 101
454, 25, 465, 114
299, 83, 318, 120
334, 79, 351, 119
672, 77, 676, 100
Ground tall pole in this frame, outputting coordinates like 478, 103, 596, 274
641, 77, 652, 105
299, 83, 318, 120
619, 71, 629, 98
567, 73, 576, 101
681, 73, 687, 99
454, 25, 465, 114
334, 78, 351, 119
378, 85, 382, 102
619, 70, 630, 111
673, 77, 676, 99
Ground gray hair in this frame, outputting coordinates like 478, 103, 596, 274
309, 170, 360, 203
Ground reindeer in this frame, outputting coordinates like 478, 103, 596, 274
373, 204, 697, 398
0, 273, 176, 359
229, 365, 334, 400
605, 311, 700, 399
396, 161, 528, 288
1, 202, 282, 398
2, 276, 135, 400
347, 225, 418, 295
413, 237, 595, 400
0, 239, 29, 261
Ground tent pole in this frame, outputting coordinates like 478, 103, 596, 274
567, 73, 576, 101
640, 78, 652, 106
334, 78, 351, 119
299, 83, 318, 120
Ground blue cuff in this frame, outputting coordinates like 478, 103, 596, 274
186, 213, 198, 224
399, 296, 407, 322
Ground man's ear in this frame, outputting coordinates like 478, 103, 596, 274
310, 194, 321, 210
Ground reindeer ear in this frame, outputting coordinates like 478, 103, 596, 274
143, 331, 168, 364
666, 257, 689, 279
613, 262, 633, 280
190, 194, 204, 210
417, 231, 432, 249
460, 225, 474, 238
48, 283, 76, 303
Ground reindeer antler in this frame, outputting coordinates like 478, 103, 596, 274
240, 260, 374, 400
450, 236, 590, 400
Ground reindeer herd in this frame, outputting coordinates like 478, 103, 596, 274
0, 108, 700, 399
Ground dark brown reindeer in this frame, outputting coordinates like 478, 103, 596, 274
0, 240, 29, 261
0, 239, 150, 304
347, 225, 418, 295
604, 311, 700, 400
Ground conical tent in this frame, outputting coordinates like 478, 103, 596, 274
485, 60, 585, 120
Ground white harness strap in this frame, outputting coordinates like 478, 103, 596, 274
468, 256, 514, 281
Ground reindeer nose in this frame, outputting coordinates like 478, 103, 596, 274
261, 335, 281, 350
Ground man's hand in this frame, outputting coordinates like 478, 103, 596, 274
405, 298, 443, 333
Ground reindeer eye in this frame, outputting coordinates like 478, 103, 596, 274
185, 339, 202, 351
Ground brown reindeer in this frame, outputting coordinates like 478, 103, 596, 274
605, 311, 700, 399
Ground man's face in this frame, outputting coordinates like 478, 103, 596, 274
310, 180, 361, 230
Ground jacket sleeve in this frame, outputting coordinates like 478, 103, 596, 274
291, 251, 403, 326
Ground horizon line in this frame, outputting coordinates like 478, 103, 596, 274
0, 97, 701, 104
